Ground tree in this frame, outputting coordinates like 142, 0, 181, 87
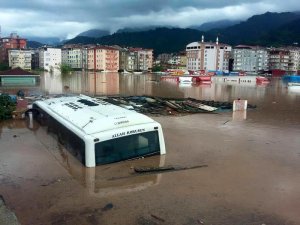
59, 63, 73, 74
152, 65, 164, 72
0, 63, 9, 71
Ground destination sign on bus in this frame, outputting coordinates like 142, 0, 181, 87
112, 128, 146, 138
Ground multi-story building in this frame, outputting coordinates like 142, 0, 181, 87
186, 36, 231, 72
129, 48, 153, 71
268, 49, 290, 71
62, 47, 83, 69
119, 48, 138, 72
8, 49, 32, 70
145, 49, 153, 71
268, 48, 300, 73
31, 50, 40, 70
232, 45, 268, 72
179, 52, 187, 68
157, 53, 173, 64
86, 46, 119, 72
168, 55, 181, 65
39, 47, 61, 71
117, 47, 135, 72
167, 52, 187, 69
127, 51, 138, 71
288, 49, 300, 72
118, 47, 153, 72
0, 33, 27, 63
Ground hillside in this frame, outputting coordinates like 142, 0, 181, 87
66, 36, 97, 45
258, 18, 300, 46
211, 12, 300, 45
65, 11, 300, 54
27, 40, 44, 48
67, 28, 214, 55
77, 29, 110, 38
191, 20, 240, 31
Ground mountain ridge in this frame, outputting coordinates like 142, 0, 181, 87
64, 11, 300, 54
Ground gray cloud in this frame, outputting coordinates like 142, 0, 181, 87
0, 0, 299, 39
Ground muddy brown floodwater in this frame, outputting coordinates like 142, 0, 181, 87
1, 72, 300, 225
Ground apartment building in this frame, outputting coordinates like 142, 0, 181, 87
0, 33, 27, 63
86, 46, 119, 72
288, 49, 300, 72
129, 48, 153, 71
232, 45, 268, 72
31, 50, 39, 70
186, 36, 231, 72
268, 49, 290, 71
118, 48, 138, 71
39, 47, 61, 71
62, 47, 83, 69
8, 49, 32, 70
167, 52, 187, 68
179, 52, 187, 67
168, 55, 181, 65
157, 53, 173, 64
118, 47, 153, 72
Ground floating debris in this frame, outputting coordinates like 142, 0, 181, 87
133, 165, 208, 174
151, 214, 165, 222
10, 93, 257, 118
183, 100, 218, 112
95, 96, 256, 116
101, 203, 114, 211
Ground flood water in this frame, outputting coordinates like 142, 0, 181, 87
1, 72, 300, 225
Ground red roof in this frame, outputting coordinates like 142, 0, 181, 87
89, 46, 119, 51
0, 68, 35, 76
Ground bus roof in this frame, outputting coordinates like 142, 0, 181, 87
35, 95, 156, 135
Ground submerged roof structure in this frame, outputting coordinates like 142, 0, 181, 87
0, 68, 38, 76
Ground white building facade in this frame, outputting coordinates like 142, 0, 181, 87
39, 47, 62, 71
8, 49, 32, 70
232, 45, 269, 72
186, 37, 231, 72
62, 47, 83, 69
288, 49, 300, 72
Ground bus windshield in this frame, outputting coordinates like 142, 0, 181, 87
95, 131, 160, 165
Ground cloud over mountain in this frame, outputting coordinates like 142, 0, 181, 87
0, 0, 299, 39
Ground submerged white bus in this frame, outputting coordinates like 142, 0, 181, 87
33, 95, 166, 167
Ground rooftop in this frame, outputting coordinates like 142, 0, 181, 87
0, 68, 36, 76
35, 95, 155, 135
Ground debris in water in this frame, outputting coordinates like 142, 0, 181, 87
223, 120, 230, 125
197, 219, 205, 224
18, 93, 257, 117
134, 166, 175, 173
102, 203, 114, 211
40, 178, 63, 186
134, 165, 208, 174
151, 214, 165, 222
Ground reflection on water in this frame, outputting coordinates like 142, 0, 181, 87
1, 72, 300, 200
24, 117, 165, 197
287, 86, 300, 94
1, 72, 300, 125
232, 111, 247, 121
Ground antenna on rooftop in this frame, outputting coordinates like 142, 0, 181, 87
201, 35, 204, 43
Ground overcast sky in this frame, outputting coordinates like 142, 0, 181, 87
0, 0, 299, 39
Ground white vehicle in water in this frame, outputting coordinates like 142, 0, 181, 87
33, 95, 166, 167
